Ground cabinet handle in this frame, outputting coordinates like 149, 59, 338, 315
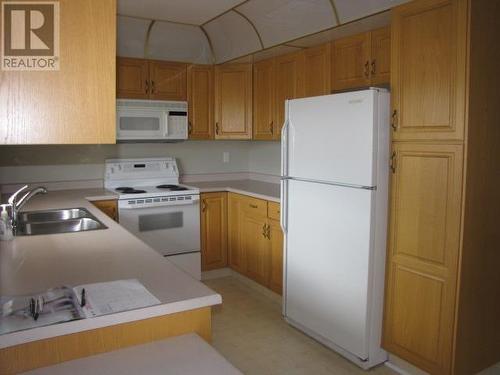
266, 224, 271, 240
249, 204, 258, 209
202, 199, 207, 212
262, 223, 267, 238
151, 80, 155, 94
215, 122, 220, 135
145, 80, 149, 94
371, 60, 376, 75
364, 61, 370, 78
188, 121, 193, 134
390, 151, 397, 174
391, 110, 398, 131
270, 121, 274, 135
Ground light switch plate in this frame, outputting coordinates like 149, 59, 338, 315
223, 152, 230, 163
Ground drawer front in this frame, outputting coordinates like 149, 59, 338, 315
240, 195, 268, 217
267, 202, 281, 221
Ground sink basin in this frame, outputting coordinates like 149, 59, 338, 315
16, 208, 107, 236
18, 208, 88, 223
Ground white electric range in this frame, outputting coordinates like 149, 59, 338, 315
104, 158, 201, 280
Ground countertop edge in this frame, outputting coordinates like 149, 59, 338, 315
196, 186, 280, 203
0, 294, 222, 349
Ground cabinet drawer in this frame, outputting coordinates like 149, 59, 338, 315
240, 195, 268, 217
267, 202, 281, 221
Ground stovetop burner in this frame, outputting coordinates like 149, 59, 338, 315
115, 187, 147, 194
156, 184, 188, 191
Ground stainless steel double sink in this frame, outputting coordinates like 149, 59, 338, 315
16, 208, 108, 236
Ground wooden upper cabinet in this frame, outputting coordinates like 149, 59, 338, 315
214, 64, 253, 139
275, 52, 305, 135
391, 0, 467, 141
253, 58, 276, 140
370, 27, 391, 85
331, 33, 371, 91
303, 43, 331, 97
383, 142, 464, 374
149, 61, 187, 101
187, 65, 213, 139
117, 58, 149, 99
117, 58, 187, 101
200, 192, 227, 271
1, 0, 116, 145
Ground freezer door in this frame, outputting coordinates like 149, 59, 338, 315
287, 89, 379, 187
284, 179, 374, 360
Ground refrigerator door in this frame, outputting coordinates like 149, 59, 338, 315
284, 179, 374, 360
287, 89, 379, 187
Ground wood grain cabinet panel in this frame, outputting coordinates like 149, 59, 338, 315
241, 205, 270, 287
331, 33, 371, 91
275, 52, 305, 136
370, 27, 391, 85
91, 200, 118, 221
214, 64, 253, 139
149, 61, 187, 101
0, 0, 116, 144
187, 65, 214, 139
117, 57, 149, 99
268, 219, 283, 295
253, 59, 276, 140
303, 43, 331, 97
391, 0, 467, 141
200, 192, 227, 271
383, 142, 463, 374
228, 193, 246, 274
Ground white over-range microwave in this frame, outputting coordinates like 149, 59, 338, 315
116, 99, 188, 142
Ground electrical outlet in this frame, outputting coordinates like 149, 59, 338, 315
223, 152, 230, 163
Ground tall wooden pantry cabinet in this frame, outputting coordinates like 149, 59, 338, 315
382, 0, 500, 374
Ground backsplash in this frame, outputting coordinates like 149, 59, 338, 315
0, 141, 281, 185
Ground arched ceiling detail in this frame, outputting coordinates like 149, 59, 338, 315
117, 0, 411, 64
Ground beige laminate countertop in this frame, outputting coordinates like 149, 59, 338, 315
0, 188, 221, 349
187, 180, 280, 203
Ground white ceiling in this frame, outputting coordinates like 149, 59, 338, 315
117, 0, 410, 64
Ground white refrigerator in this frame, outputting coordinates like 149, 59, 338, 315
281, 88, 390, 369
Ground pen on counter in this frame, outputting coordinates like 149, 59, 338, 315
80, 288, 86, 307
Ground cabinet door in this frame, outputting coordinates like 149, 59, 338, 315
149, 61, 187, 101
91, 200, 118, 221
187, 65, 213, 139
117, 57, 150, 99
268, 219, 283, 295
331, 32, 371, 91
228, 193, 246, 274
201, 192, 227, 271
383, 143, 463, 374
214, 64, 253, 139
391, 0, 467, 141
241, 208, 270, 287
370, 27, 391, 85
304, 43, 331, 97
253, 58, 276, 140
275, 52, 305, 137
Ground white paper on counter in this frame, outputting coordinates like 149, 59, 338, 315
73, 279, 160, 318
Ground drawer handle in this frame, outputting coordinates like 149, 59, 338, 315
249, 204, 258, 209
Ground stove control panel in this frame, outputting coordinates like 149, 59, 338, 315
119, 194, 199, 209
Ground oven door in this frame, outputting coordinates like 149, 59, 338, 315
118, 198, 200, 256
116, 107, 167, 141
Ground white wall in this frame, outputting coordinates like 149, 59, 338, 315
0, 141, 281, 185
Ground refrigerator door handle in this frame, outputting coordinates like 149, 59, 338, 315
280, 178, 288, 233
281, 101, 290, 177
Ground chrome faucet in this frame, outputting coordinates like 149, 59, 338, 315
7, 185, 48, 233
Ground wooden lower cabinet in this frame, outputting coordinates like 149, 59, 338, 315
91, 200, 118, 221
227, 193, 283, 294
383, 143, 463, 374
200, 193, 228, 271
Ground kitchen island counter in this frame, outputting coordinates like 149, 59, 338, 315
0, 188, 221, 352
187, 179, 280, 202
